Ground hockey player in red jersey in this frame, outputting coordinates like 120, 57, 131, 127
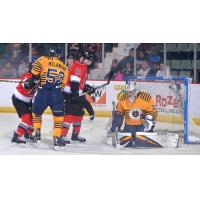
62, 84, 95, 144
11, 62, 38, 144
62, 51, 95, 143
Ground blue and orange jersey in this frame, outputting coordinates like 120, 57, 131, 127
116, 91, 157, 126
31, 56, 68, 89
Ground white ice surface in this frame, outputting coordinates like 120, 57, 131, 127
0, 113, 200, 155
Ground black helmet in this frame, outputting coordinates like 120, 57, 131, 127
49, 47, 62, 57
28, 62, 33, 72
79, 51, 93, 61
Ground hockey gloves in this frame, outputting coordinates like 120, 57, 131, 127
143, 115, 155, 132
83, 84, 96, 95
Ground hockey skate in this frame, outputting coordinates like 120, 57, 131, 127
61, 136, 71, 145
24, 133, 35, 142
71, 133, 86, 143
11, 132, 26, 145
53, 136, 66, 151
33, 128, 41, 143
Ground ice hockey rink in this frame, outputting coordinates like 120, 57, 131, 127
0, 113, 200, 155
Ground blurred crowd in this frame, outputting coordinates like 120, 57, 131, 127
0, 43, 171, 80
104, 46, 170, 81
0, 43, 102, 78
0, 44, 29, 78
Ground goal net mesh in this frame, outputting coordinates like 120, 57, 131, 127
126, 76, 200, 144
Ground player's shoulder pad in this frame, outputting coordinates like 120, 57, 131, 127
137, 91, 152, 102
36, 56, 46, 62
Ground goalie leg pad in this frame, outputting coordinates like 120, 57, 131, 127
123, 124, 145, 140
135, 132, 179, 148
112, 132, 133, 149
110, 112, 124, 132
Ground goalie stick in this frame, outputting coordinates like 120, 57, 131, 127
105, 101, 116, 131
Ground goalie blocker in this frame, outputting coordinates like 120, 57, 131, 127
110, 131, 179, 149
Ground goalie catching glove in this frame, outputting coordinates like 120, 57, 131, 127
143, 115, 155, 132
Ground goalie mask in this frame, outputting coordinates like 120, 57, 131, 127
125, 82, 139, 102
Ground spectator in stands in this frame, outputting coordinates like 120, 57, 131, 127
21, 44, 29, 58
156, 62, 171, 77
122, 62, 134, 78
31, 44, 45, 61
117, 48, 134, 71
3, 44, 22, 62
114, 71, 124, 81
137, 50, 147, 61
18, 57, 29, 77
31, 46, 38, 61
136, 60, 151, 77
86, 44, 98, 70
67, 54, 74, 69
104, 58, 118, 80
148, 50, 161, 63
0, 61, 17, 78
68, 43, 80, 59
147, 62, 159, 77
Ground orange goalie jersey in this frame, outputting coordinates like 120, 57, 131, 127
116, 91, 157, 126
31, 56, 68, 89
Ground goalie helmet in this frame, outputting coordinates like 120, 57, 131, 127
125, 82, 139, 101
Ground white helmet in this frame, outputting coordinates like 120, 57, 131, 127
125, 82, 138, 101
125, 82, 138, 91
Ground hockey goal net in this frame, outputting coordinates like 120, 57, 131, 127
126, 76, 200, 144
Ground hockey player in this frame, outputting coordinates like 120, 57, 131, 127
11, 62, 38, 144
31, 47, 68, 150
61, 85, 95, 144
109, 82, 157, 145
62, 51, 95, 143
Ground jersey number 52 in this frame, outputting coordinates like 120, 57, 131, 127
46, 68, 64, 85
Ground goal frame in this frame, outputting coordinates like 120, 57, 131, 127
125, 76, 190, 144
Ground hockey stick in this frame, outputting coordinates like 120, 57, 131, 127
0, 79, 22, 83
0, 73, 63, 85
81, 70, 115, 96
105, 101, 116, 131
